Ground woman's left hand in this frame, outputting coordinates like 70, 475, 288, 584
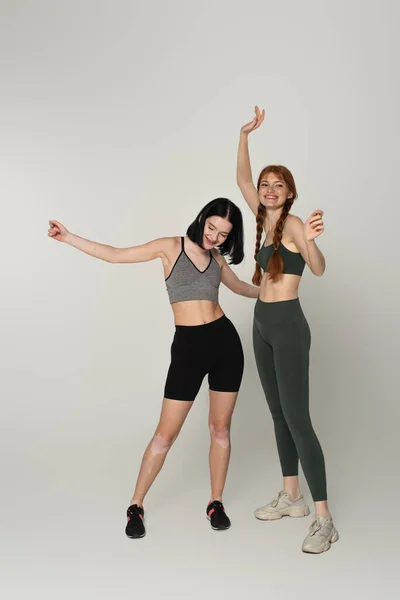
304, 210, 324, 241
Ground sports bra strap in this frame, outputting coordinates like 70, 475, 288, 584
181, 236, 185, 250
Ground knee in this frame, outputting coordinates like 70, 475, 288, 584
286, 415, 314, 438
209, 423, 230, 448
150, 431, 177, 455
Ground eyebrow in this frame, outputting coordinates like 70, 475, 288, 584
261, 179, 283, 183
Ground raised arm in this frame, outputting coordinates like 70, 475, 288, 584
237, 106, 265, 216
48, 220, 170, 264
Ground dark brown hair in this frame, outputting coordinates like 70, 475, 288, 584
252, 165, 297, 285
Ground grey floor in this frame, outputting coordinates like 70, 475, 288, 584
4, 381, 396, 600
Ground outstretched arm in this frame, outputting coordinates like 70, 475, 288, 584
48, 220, 169, 264
237, 106, 265, 216
218, 255, 259, 298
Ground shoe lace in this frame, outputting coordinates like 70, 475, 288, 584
209, 501, 225, 515
127, 505, 142, 523
309, 518, 330, 537
271, 491, 286, 508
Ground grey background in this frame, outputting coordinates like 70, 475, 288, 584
1, 0, 399, 598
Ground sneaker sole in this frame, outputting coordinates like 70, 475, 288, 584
255, 505, 310, 521
207, 516, 231, 530
126, 532, 146, 539
302, 530, 339, 554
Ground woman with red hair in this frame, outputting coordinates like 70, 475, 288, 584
237, 107, 339, 554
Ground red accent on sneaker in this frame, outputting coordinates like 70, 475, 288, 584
208, 508, 215, 517
139, 514, 143, 520
127, 517, 131, 522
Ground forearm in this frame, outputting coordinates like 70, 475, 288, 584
304, 240, 326, 276
237, 133, 253, 185
65, 232, 117, 263
235, 280, 260, 298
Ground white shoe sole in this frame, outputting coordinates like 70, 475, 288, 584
255, 504, 310, 521
302, 529, 339, 554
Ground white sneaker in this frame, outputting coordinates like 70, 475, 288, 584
254, 490, 310, 521
301, 516, 339, 554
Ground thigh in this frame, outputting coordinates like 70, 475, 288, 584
208, 390, 238, 427
164, 329, 208, 401
252, 319, 284, 419
273, 319, 311, 419
208, 318, 244, 393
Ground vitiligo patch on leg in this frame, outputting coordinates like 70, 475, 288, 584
210, 424, 230, 449
149, 433, 173, 457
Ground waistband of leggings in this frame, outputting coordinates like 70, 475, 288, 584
256, 297, 300, 308
254, 297, 304, 320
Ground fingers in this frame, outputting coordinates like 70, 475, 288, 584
309, 210, 324, 226
253, 105, 265, 130
309, 215, 323, 226
48, 221, 60, 238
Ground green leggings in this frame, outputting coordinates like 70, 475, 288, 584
253, 298, 327, 502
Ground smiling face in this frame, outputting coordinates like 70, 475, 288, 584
202, 215, 233, 249
258, 171, 293, 209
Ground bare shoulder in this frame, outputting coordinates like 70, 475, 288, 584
211, 248, 226, 268
159, 236, 182, 260
286, 214, 304, 227
285, 214, 303, 234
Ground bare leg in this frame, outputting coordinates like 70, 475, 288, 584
282, 476, 331, 518
131, 398, 193, 506
208, 390, 238, 502
314, 500, 331, 518
283, 475, 301, 499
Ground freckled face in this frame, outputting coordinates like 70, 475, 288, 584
259, 172, 293, 208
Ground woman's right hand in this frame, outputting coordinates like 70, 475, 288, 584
240, 105, 265, 135
48, 220, 70, 243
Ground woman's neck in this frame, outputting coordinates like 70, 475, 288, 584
265, 208, 283, 234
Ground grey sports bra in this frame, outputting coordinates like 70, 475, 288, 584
165, 237, 221, 304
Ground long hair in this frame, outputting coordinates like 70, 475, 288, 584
252, 165, 297, 284
187, 198, 244, 264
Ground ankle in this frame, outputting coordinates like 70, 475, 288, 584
316, 510, 331, 520
284, 489, 301, 501
131, 499, 143, 508
209, 497, 222, 504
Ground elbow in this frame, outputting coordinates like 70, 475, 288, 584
108, 248, 119, 264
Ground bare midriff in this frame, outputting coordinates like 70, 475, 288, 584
258, 272, 301, 303
172, 300, 224, 326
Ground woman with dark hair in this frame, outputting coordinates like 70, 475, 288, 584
237, 107, 339, 554
48, 198, 258, 538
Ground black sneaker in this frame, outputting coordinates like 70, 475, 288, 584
125, 504, 145, 538
206, 500, 231, 530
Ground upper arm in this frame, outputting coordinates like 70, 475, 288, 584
215, 253, 240, 291
238, 181, 259, 216
286, 216, 312, 267
113, 237, 172, 264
